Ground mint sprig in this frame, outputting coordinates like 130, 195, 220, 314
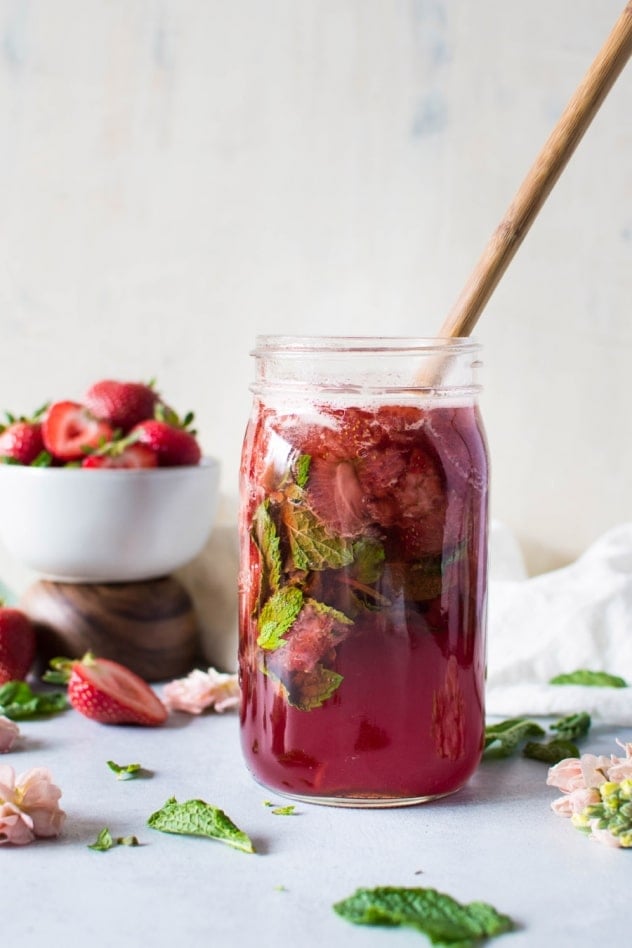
333, 886, 514, 945
0, 681, 68, 720
549, 669, 627, 688
147, 797, 255, 853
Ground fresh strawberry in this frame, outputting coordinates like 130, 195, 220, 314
0, 420, 45, 465
46, 653, 167, 726
42, 401, 114, 462
84, 380, 159, 433
0, 604, 36, 684
81, 437, 158, 469
131, 415, 201, 467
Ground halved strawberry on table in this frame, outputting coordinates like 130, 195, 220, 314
45, 652, 168, 726
84, 379, 159, 433
42, 401, 115, 462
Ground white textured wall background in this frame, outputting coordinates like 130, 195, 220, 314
0, 0, 630, 589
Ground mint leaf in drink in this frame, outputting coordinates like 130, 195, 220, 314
351, 538, 385, 584
549, 670, 627, 688
147, 797, 255, 853
307, 597, 353, 627
333, 886, 514, 945
257, 586, 304, 650
252, 500, 282, 597
293, 453, 311, 488
286, 663, 344, 710
282, 501, 354, 571
484, 718, 545, 758
550, 711, 591, 742
523, 739, 580, 763
0, 681, 68, 720
107, 760, 142, 780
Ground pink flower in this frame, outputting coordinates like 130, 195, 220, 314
546, 757, 584, 793
0, 716, 20, 753
608, 742, 632, 782
579, 754, 613, 788
162, 667, 240, 715
551, 787, 600, 817
0, 765, 65, 845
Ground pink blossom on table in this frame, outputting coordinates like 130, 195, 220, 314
607, 742, 632, 782
162, 667, 240, 714
546, 757, 585, 793
550, 787, 600, 817
0, 765, 65, 845
588, 822, 623, 848
548, 741, 632, 848
0, 716, 20, 753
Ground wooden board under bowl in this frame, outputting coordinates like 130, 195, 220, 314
21, 576, 200, 682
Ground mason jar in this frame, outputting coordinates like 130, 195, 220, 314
238, 337, 489, 806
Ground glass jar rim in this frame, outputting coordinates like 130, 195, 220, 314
253, 335, 481, 355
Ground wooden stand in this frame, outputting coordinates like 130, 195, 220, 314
21, 576, 199, 682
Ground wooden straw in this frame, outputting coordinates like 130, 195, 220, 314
438, 1, 632, 340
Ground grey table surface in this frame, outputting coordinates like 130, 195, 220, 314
3, 700, 630, 948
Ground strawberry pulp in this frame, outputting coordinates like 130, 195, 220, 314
238, 400, 489, 803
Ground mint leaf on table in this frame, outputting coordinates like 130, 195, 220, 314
147, 797, 255, 853
107, 760, 142, 780
549, 670, 627, 688
0, 681, 68, 720
550, 711, 591, 742
257, 586, 304, 650
263, 802, 297, 816
88, 828, 140, 851
484, 718, 545, 759
333, 886, 514, 946
523, 739, 580, 763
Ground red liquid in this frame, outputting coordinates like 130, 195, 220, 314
239, 401, 488, 803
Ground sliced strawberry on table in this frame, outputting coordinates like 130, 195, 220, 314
42, 401, 114, 462
45, 653, 167, 726
131, 413, 201, 467
84, 379, 159, 433
0, 603, 36, 684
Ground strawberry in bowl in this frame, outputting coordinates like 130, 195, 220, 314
0, 379, 220, 582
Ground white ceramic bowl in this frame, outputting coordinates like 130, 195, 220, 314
0, 458, 221, 583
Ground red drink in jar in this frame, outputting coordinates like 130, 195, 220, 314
239, 338, 489, 805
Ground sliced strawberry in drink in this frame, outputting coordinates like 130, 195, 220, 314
270, 602, 351, 674
42, 401, 114, 462
47, 653, 167, 725
306, 458, 368, 536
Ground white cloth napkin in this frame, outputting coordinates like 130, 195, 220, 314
487, 521, 632, 724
